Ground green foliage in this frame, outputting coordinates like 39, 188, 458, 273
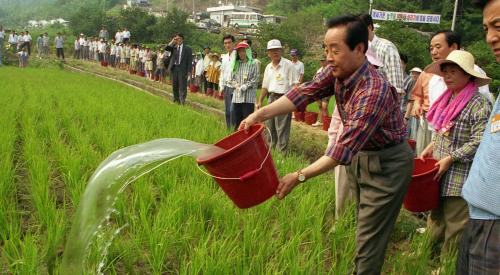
150, 8, 193, 43
467, 40, 500, 96
116, 8, 156, 42
375, 21, 432, 70
68, 3, 107, 37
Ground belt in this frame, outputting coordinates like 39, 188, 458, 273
362, 140, 404, 152
268, 92, 284, 98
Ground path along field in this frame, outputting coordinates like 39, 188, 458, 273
0, 65, 455, 274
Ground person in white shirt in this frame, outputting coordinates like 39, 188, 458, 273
0, 26, 4, 66
219, 34, 236, 128
8, 30, 18, 53
42, 33, 50, 56
74, 39, 81, 59
110, 42, 117, 67
258, 39, 299, 154
122, 28, 130, 43
115, 29, 123, 44
290, 49, 304, 83
17, 32, 25, 55
54, 33, 64, 60
23, 31, 32, 55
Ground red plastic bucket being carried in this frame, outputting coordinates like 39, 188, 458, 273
304, 111, 318, 125
322, 116, 332, 131
293, 111, 305, 122
196, 124, 279, 209
408, 139, 417, 151
403, 158, 440, 212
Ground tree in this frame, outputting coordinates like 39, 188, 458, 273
69, 3, 107, 36
151, 8, 193, 44
116, 7, 156, 42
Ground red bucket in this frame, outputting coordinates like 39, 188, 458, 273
322, 116, 332, 131
129, 70, 136, 75
403, 158, 440, 212
408, 139, 416, 151
196, 124, 279, 209
189, 84, 199, 93
304, 111, 318, 125
293, 111, 304, 122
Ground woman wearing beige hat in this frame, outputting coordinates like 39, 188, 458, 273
419, 50, 492, 256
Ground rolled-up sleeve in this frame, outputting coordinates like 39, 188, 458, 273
285, 65, 336, 111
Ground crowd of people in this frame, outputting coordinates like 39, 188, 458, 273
1, 1, 499, 273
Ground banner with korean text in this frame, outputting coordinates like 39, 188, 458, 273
371, 9, 441, 24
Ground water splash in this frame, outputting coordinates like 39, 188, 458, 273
61, 138, 225, 273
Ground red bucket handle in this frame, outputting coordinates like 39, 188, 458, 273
196, 127, 273, 182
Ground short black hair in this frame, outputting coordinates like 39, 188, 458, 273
222, 34, 235, 43
431, 30, 461, 49
399, 53, 408, 64
358, 13, 374, 28
472, 0, 490, 9
174, 33, 184, 39
327, 15, 368, 53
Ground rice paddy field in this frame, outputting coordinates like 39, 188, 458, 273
0, 65, 456, 274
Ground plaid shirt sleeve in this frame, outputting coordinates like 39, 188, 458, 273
285, 65, 336, 111
450, 96, 491, 162
325, 76, 393, 164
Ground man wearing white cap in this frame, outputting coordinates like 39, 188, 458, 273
257, 39, 299, 154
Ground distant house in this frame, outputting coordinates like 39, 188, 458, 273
127, 0, 150, 7
263, 15, 286, 24
28, 20, 39, 27
206, 4, 261, 27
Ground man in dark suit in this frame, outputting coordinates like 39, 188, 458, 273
166, 33, 192, 104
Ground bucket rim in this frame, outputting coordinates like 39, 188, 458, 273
196, 123, 265, 165
412, 158, 439, 178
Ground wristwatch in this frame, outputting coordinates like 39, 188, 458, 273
297, 169, 306, 182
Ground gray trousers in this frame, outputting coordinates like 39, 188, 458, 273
415, 115, 433, 156
335, 165, 353, 219
266, 93, 291, 154
223, 87, 234, 129
346, 142, 413, 274
171, 67, 188, 104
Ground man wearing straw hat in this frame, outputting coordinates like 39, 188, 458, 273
241, 15, 412, 274
457, 0, 500, 274
419, 50, 491, 259
410, 30, 493, 156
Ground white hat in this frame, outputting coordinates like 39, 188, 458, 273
267, 39, 282, 50
410, 67, 423, 73
424, 50, 491, 87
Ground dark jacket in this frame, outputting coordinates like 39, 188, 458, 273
166, 43, 192, 74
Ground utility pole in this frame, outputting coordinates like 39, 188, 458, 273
451, 0, 459, 31
369, 0, 373, 15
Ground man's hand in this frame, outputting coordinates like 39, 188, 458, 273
238, 111, 262, 132
434, 156, 453, 181
412, 102, 423, 118
255, 101, 262, 110
276, 172, 300, 200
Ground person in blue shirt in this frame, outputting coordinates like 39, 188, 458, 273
457, 1, 500, 274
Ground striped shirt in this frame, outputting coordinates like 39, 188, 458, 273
432, 93, 491, 197
371, 35, 404, 95
462, 96, 500, 219
231, 61, 259, 104
286, 60, 407, 164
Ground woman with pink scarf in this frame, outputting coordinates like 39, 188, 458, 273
419, 50, 492, 256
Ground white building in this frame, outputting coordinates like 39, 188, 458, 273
127, 0, 150, 7
206, 4, 261, 27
